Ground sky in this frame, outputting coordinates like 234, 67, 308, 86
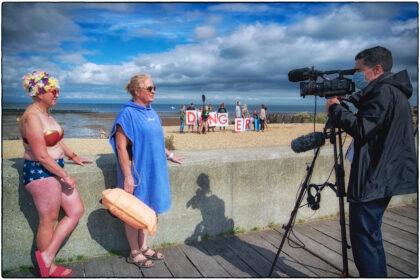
2, 2, 418, 106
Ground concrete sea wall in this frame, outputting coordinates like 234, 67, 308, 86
2, 146, 416, 271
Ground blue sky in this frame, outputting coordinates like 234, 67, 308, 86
2, 2, 418, 105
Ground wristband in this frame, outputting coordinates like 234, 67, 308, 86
68, 153, 77, 160
167, 152, 174, 160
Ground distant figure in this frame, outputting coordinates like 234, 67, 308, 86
252, 110, 259, 131
264, 105, 269, 130
179, 105, 185, 133
235, 101, 241, 118
187, 103, 195, 133
259, 104, 266, 132
199, 106, 209, 134
218, 103, 227, 131
242, 104, 250, 118
197, 107, 203, 133
208, 104, 215, 132
100, 128, 107, 139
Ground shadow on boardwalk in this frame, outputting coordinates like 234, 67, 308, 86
182, 173, 316, 277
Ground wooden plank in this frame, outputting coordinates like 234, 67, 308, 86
308, 218, 351, 243
277, 225, 359, 277
260, 229, 341, 277
383, 239, 418, 266
238, 231, 319, 277
383, 211, 418, 234
141, 260, 173, 278
291, 224, 409, 277
310, 218, 415, 276
179, 243, 231, 277
294, 223, 352, 260
83, 257, 114, 277
386, 253, 418, 277
66, 261, 85, 278
199, 238, 258, 277
159, 246, 201, 277
108, 255, 143, 277
381, 224, 417, 253
221, 235, 276, 277
388, 207, 418, 221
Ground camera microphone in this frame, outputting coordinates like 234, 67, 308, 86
288, 67, 323, 82
291, 132, 325, 153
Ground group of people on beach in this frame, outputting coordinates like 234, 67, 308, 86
17, 45, 417, 278
19, 72, 182, 277
235, 101, 269, 132
179, 103, 226, 134
179, 101, 269, 133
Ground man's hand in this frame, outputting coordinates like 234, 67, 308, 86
326, 97, 340, 112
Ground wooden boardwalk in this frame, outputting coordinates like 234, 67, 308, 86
5, 203, 418, 277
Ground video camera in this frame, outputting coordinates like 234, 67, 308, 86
288, 67, 356, 98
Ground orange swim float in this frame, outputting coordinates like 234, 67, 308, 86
102, 188, 157, 235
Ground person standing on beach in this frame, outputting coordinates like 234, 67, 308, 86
242, 104, 250, 118
109, 74, 184, 269
259, 104, 266, 132
217, 103, 227, 131
252, 110, 259, 131
186, 103, 195, 133
235, 101, 241, 118
196, 107, 203, 133
19, 71, 92, 277
263, 105, 269, 130
199, 105, 209, 134
208, 104, 215, 132
326, 46, 417, 277
179, 105, 185, 133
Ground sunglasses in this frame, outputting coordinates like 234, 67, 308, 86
49, 89, 59, 96
143, 86, 156, 92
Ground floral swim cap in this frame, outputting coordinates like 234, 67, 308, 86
22, 71, 60, 97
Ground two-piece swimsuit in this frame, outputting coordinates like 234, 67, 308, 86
22, 122, 65, 185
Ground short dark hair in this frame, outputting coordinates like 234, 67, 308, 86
355, 46, 393, 72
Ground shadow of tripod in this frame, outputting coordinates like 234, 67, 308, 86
268, 118, 350, 277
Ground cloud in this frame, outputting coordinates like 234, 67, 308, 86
2, 3, 83, 55
54, 54, 87, 64
208, 3, 271, 13
2, 2, 418, 105
194, 25, 218, 41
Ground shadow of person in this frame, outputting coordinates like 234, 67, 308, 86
96, 154, 117, 190
86, 208, 129, 254
183, 173, 314, 277
88, 154, 129, 255
185, 173, 234, 242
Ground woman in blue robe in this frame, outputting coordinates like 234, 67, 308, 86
109, 74, 184, 268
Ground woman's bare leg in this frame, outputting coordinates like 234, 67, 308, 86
139, 229, 163, 259
125, 224, 153, 266
26, 177, 84, 275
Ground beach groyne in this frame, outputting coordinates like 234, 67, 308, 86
2, 146, 416, 271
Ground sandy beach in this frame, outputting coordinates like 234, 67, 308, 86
3, 123, 331, 159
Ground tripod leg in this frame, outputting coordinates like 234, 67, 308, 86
268, 148, 320, 277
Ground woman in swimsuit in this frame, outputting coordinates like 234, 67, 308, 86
19, 71, 92, 277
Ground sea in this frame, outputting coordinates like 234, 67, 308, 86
2, 102, 327, 139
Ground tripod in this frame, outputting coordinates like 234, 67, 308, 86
268, 120, 350, 277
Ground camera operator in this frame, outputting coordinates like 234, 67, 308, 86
326, 46, 417, 277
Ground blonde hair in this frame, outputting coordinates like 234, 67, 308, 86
125, 74, 150, 97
